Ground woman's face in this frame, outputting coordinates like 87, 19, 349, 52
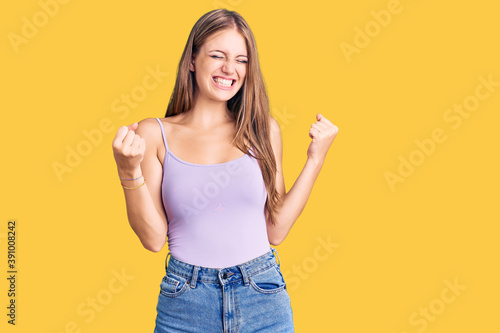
190, 28, 248, 102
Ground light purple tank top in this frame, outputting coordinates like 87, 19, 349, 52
154, 118, 270, 268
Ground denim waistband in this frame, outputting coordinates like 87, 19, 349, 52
164, 247, 281, 288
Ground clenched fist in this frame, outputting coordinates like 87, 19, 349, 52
112, 122, 146, 175
307, 113, 339, 163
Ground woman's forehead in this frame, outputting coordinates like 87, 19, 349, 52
203, 30, 247, 55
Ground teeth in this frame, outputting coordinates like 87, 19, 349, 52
214, 77, 233, 87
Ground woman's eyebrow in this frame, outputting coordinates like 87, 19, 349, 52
210, 49, 248, 57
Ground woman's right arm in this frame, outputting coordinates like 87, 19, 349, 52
112, 118, 168, 252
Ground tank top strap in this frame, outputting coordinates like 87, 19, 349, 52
155, 117, 169, 152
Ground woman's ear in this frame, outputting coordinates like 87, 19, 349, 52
189, 56, 195, 72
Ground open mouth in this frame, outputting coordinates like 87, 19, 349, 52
212, 76, 235, 88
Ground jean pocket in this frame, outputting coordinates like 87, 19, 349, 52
159, 272, 189, 298
249, 266, 287, 294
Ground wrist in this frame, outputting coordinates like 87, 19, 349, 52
306, 156, 325, 170
117, 166, 142, 180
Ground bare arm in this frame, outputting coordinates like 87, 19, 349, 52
112, 118, 168, 252
266, 114, 339, 245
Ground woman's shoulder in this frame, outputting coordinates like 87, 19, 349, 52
133, 117, 165, 145
154, 113, 187, 127
267, 115, 282, 156
136, 115, 182, 129
135, 115, 186, 141
136, 117, 161, 131
267, 115, 282, 139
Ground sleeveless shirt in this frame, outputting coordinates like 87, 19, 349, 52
154, 118, 270, 268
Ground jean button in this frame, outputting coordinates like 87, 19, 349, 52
222, 272, 227, 279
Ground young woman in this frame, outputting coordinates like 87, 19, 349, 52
112, 8, 338, 332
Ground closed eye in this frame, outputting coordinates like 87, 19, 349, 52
210, 55, 247, 63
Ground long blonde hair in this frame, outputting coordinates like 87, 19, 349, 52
164, 9, 280, 225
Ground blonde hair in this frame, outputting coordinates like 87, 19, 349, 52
164, 9, 280, 225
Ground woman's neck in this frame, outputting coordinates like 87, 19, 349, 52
186, 92, 235, 129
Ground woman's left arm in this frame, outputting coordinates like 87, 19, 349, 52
267, 113, 339, 245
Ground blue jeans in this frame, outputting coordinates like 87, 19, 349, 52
153, 247, 294, 332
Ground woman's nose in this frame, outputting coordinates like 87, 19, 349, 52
222, 60, 235, 74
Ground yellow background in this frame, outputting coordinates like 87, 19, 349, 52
1, 0, 499, 332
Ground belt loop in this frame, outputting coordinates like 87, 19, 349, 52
271, 247, 281, 267
238, 264, 250, 286
190, 266, 199, 288
164, 252, 171, 271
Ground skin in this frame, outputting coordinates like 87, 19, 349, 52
112, 28, 339, 252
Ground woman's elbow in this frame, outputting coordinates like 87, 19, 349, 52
268, 234, 285, 246
142, 238, 166, 253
